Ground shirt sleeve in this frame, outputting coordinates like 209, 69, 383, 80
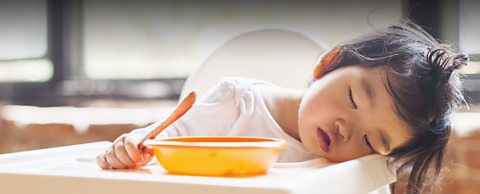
132, 78, 246, 139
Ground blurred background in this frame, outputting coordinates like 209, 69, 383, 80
0, 0, 479, 193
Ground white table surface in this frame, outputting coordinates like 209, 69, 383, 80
0, 141, 395, 194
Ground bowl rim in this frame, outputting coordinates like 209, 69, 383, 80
143, 136, 289, 149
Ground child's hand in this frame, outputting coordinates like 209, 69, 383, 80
96, 132, 154, 169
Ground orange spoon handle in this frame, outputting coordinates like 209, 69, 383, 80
138, 91, 196, 147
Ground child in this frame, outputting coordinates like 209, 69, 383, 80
96, 21, 468, 194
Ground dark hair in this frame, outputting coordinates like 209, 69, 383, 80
317, 20, 468, 194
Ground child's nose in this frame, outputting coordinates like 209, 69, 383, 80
335, 119, 351, 142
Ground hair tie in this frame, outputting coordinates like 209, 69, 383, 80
450, 54, 469, 71
313, 47, 343, 79
426, 45, 468, 82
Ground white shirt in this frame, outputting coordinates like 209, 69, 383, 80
135, 77, 319, 162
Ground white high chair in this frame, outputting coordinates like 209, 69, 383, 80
180, 27, 328, 99
0, 28, 395, 194
181, 28, 395, 194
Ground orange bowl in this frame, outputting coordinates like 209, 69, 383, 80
143, 136, 289, 176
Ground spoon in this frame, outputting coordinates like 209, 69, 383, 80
138, 91, 196, 149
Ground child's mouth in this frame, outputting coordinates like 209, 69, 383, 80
317, 128, 331, 152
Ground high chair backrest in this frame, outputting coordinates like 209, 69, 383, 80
180, 28, 327, 99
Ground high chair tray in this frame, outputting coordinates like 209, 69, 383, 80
0, 141, 395, 194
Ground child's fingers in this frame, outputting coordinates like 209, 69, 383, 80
96, 152, 110, 169
112, 133, 128, 146
142, 146, 154, 164
124, 135, 144, 165
109, 133, 136, 167
114, 140, 136, 167
105, 147, 127, 169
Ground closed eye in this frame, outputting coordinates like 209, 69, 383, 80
363, 134, 375, 153
348, 86, 358, 109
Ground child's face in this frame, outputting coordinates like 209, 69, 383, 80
298, 65, 412, 162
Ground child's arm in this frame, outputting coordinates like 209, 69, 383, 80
96, 78, 246, 169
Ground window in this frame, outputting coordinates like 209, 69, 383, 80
1, 0, 404, 106
459, 0, 480, 75
458, 0, 480, 104
81, 0, 402, 80
0, 0, 51, 82
408, 0, 480, 103
83, 0, 205, 79
459, 0, 480, 55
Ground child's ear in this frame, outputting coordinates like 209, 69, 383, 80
313, 47, 342, 80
